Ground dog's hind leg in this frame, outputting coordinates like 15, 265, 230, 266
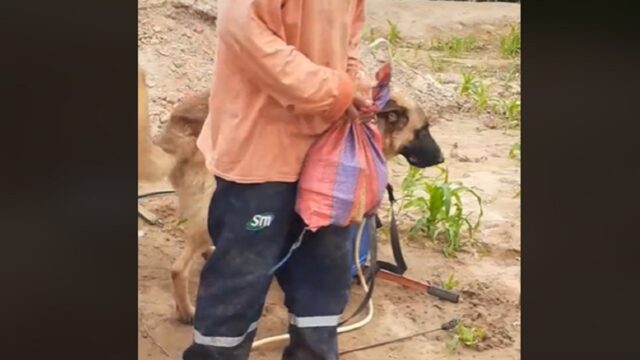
171, 224, 212, 324
171, 241, 199, 324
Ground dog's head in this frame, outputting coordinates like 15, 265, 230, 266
375, 94, 444, 168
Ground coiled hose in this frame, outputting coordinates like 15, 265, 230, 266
251, 220, 374, 349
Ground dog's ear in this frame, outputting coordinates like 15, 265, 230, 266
377, 99, 409, 129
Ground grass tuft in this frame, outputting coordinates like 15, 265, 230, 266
431, 36, 479, 57
500, 24, 521, 58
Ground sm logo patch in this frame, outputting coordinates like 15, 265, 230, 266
246, 213, 275, 231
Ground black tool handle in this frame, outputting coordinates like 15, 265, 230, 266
427, 286, 460, 303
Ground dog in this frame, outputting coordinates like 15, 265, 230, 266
138, 68, 445, 323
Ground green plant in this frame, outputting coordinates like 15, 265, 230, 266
459, 71, 478, 96
400, 167, 484, 257
459, 73, 495, 113
399, 165, 426, 208
447, 324, 486, 352
469, 81, 491, 112
505, 60, 520, 82
431, 36, 478, 57
386, 20, 401, 46
496, 98, 521, 128
500, 24, 521, 58
443, 274, 459, 291
509, 142, 521, 161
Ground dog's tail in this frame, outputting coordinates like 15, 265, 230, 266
138, 67, 174, 182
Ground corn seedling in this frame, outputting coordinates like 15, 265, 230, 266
447, 324, 486, 352
459, 71, 478, 96
496, 98, 521, 128
509, 142, 521, 161
443, 274, 459, 291
386, 20, 401, 46
399, 165, 426, 209
400, 166, 484, 257
431, 36, 478, 57
505, 60, 520, 83
500, 24, 521, 58
469, 81, 491, 112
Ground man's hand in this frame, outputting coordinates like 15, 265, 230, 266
345, 94, 373, 122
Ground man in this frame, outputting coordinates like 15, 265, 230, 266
183, 0, 370, 359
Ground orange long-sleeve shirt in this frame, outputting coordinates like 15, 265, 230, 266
196, 0, 366, 183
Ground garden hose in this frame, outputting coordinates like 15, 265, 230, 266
339, 318, 460, 357
251, 220, 375, 349
138, 190, 176, 200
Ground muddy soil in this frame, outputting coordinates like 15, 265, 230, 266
138, 1, 521, 359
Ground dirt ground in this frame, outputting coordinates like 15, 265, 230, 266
138, 1, 521, 359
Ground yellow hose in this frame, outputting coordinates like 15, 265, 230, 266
251, 221, 374, 349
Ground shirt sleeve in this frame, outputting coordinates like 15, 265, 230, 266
217, 0, 355, 122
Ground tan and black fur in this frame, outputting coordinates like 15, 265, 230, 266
138, 68, 443, 323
